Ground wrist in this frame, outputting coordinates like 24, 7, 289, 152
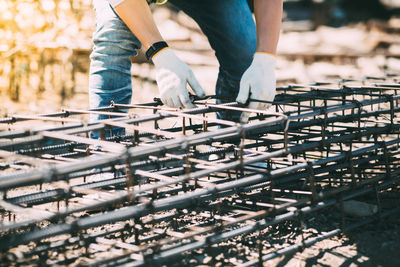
146, 41, 169, 61
256, 43, 277, 57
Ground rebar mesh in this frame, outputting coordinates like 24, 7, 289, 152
0, 75, 399, 266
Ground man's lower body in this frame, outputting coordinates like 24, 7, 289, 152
89, 0, 257, 138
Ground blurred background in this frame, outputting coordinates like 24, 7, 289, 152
1, 0, 400, 116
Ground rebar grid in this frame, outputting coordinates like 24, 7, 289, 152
0, 75, 400, 266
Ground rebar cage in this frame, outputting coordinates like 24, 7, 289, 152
0, 75, 400, 266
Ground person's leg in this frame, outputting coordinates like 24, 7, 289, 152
89, 0, 141, 138
168, 0, 257, 122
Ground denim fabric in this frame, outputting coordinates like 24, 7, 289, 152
89, 0, 256, 138
168, 0, 257, 123
90, 0, 141, 138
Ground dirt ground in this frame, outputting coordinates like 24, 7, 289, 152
271, 201, 400, 267
170, 196, 400, 267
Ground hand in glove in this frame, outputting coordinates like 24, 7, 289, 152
152, 48, 206, 108
236, 53, 276, 123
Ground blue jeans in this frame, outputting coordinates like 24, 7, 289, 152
89, 0, 256, 138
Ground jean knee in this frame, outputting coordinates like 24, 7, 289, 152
219, 32, 256, 79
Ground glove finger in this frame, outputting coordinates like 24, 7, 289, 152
259, 103, 268, 111
187, 71, 206, 98
165, 97, 175, 108
161, 95, 170, 107
171, 95, 183, 108
240, 101, 259, 123
240, 111, 251, 124
248, 101, 261, 112
179, 93, 196, 109
236, 79, 251, 104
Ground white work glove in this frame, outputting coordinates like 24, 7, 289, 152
236, 53, 276, 123
152, 48, 206, 108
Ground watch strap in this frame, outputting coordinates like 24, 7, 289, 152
146, 41, 169, 61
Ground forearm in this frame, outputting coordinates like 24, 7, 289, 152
254, 0, 283, 55
112, 0, 163, 49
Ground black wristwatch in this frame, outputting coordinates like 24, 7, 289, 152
145, 41, 169, 61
